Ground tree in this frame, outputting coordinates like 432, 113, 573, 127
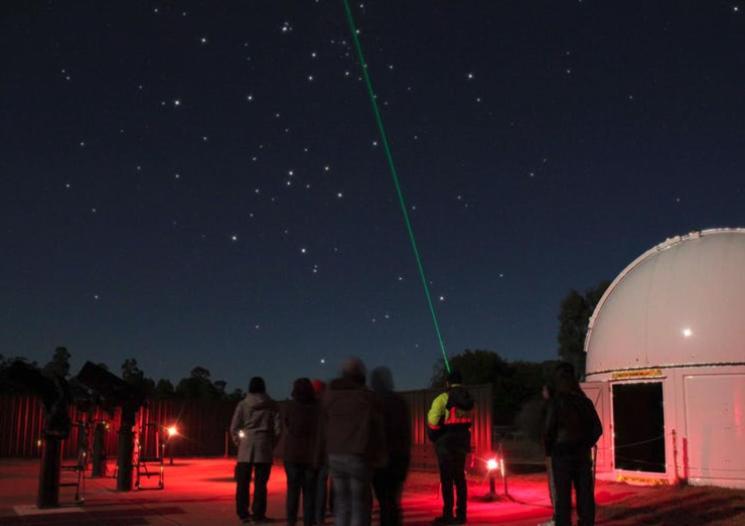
121, 358, 144, 383
557, 280, 611, 378
430, 349, 509, 388
43, 346, 71, 378
120, 358, 155, 397
431, 350, 554, 425
154, 379, 175, 399
175, 366, 218, 399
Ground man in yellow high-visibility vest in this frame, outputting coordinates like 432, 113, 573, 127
427, 370, 474, 525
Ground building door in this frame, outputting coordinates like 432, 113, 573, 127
612, 382, 666, 473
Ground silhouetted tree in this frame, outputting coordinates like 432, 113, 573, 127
154, 379, 175, 399
121, 358, 144, 383
175, 366, 218, 399
43, 346, 71, 378
557, 280, 611, 378
228, 388, 245, 402
213, 380, 227, 398
431, 350, 555, 425
120, 358, 155, 397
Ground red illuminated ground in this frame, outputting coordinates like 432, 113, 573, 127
0, 458, 744, 525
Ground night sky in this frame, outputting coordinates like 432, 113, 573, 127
2, 1, 744, 397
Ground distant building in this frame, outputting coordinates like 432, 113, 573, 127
583, 228, 745, 489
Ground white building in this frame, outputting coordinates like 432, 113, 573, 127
583, 228, 745, 489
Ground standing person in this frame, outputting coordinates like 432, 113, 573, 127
543, 363, 602, 526
427, 369, 474, 526
311, 379, 331, 525
322, 358, 385, 526
538, 383, 557, 526
370, 367, 411, 526
280, 378, 322, 526
231, 376, 281, 524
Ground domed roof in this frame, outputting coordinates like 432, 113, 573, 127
585, 228, 745, 375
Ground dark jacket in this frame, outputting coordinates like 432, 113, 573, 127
230, 393, 281, 463
322, 377, 386, 466
278, 399, 321, 466
378, 391, 411, 461
543, 391, 602, 457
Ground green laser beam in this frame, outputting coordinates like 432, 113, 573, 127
342, 0, 451, 374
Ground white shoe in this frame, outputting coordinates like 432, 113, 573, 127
537, 521, 555, 526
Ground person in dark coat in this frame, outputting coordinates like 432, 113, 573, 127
370, 367, 411, 526
543, 363, 602, 526
322, 358, 386, 526
230, 376, 281, 523
312, 379, 332, 525
280, 378, 322, 526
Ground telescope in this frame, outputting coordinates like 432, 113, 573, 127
76, 362, 145, 491
4, 361, 72, 508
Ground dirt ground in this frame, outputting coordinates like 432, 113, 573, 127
0, 458, 743, 525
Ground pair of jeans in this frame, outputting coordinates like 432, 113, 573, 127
316, 463, 331, 524
372, 454, 409, 526
551, 450, 595, 526
285, 462, 318, 526
328, 453, 372, 526
235, 462, 271, 519
436, 449, 467, 520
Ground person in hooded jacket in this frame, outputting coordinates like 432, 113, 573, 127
427, 369, 474, 525
231, 376, 281, 523
543, 362, 602, 526
279, 377, 322, 526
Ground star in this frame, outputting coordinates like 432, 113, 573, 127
466, 72, 474, 80
65, 183, 71, 189
93, 294, 100, 300
79, 140, 86, 147
200, 36, 208, 44
307, 74, 315, 82
202, 136, 208, 142
300, 247, 307, 254
320, 358, 326, 365
230, 234, 238, 242
438, 295, 446, 302
735, 6, 740, 12
311, 51, 317, 58
174, 173, 181, 180
90, 207, 97, 214
336, 192, 344, 199
246, 94, 254, 102
323, 165, 331, 172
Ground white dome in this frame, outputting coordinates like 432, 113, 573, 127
585, 228, 745, 375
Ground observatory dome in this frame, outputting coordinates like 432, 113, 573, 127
585, 228, 745, 375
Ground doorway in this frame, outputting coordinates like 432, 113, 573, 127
612, 382, 666, 473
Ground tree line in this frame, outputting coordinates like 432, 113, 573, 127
0, 348, 245, 402
1, 279, 610, 421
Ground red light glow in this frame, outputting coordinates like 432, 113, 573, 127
167, 425, 178, 437
486, 458, 499, 471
